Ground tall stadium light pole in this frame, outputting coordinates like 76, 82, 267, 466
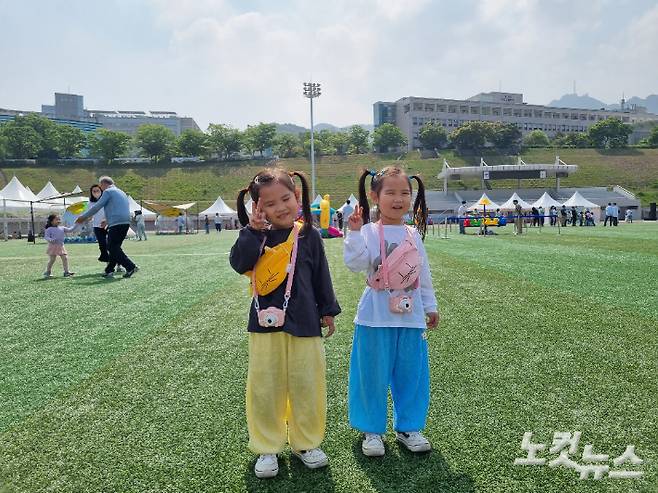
303, 82, 321, 198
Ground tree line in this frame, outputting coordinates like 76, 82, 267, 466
1, 113, 656, 164
416, 117, 655, 152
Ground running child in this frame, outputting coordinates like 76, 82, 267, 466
43, 213, 78, 278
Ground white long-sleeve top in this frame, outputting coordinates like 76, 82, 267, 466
91, 206, 106, 228
343, 222, 438, 329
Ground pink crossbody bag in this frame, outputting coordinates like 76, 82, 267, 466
251, 224, 300, 328
367, 223, 421, 313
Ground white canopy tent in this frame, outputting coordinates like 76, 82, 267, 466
562, 191, 602, 220
0, 176, 52, 210
338, 194, 358, 212
311, 194, 323, 206
199, 196, 237, 218
36, 181, 60, 200
562, 191, 600, 210
467, 193, 500, 213
499, 193, 533, 211
532, 192, 563, 210
126, 195, 157, 219
72, 185, 82, 194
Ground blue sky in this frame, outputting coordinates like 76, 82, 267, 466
1, 0, 657, 129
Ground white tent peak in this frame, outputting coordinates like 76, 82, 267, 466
468, 193, 500, 211
499, 192, 533, 211
72, 185, 82, 194
36, 181, 61, 200
532, 192, 562, 209
562, 191, 599, 209
200, 196, 237, 217
311, 194, 323, 206
1, 176, 38, 202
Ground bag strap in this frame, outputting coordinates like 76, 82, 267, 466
251, 223, 300, 312
376, 222, 390, 289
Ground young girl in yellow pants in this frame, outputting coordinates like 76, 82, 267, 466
230, 168, 341, 479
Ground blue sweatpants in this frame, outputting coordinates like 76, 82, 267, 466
348, 324, 430, 434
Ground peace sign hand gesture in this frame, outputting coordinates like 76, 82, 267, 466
348, 205, 364, 231
249, 200, 269, 231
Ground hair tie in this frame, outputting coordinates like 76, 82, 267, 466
368, 169, 377, 177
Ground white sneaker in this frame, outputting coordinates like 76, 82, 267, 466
43, 272, 53, 279
116, 266, 125, 273
396, 431, 431, 452
362, 433, 385, 457
254, 454, 278, 479
292, 448, 329, 469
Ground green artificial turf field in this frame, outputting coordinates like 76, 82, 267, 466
0, 223, 656, 492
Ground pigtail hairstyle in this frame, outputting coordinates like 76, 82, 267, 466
45, 214, 57, 229
409, 175, 428, 240
236, 185, 252, 227
289, 171, 312, 234
358, 169, 376, 225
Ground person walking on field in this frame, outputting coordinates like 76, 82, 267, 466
214, 213, 223, 233
604, 203, 612, 226
458, 200, 468, 234
76, 176, 138, 279
513, 200, 523, 235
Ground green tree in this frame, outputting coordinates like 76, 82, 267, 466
249, 122, 277, 156
418, 122, 447, 150
273, 133, 300, 158
449, 121, 493, 151
135, 124, 176, 163
372, 123, 407, 152
348, 125, 370, 154
3, 114, 59, 158
176, 129, 207, 157
523, 129, 550, 147
0, 133, 7, 159
207, 124, 242, 160
55, 125, 87, 158
564, 133, 591, 148
88, 129, 131, 163
330, 131, 350, 155
241, 126, 258, 156
0, 122, 42, 158
588, 118, 632, 148
490, 122, 522, 151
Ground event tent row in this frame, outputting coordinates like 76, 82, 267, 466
467, 191, 602, 213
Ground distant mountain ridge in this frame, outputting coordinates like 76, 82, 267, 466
548, 93, 658, 114
275, 122, 374, 134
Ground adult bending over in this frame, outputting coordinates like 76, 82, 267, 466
76, 176, 138, 278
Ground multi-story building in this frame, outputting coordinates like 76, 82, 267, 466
1, 92, 200, 136
374, 92, 658, 151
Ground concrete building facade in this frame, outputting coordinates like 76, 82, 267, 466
374, 92, 658, 151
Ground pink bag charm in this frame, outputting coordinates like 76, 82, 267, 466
367, 223, 421, 291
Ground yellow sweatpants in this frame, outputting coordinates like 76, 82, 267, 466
246, 331, 326, 454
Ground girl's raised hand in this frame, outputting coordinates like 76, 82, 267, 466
348, 205, 364, 231
249, 200, 269, 231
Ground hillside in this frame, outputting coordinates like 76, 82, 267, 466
2, 149, 658, 208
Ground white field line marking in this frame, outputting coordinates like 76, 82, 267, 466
0, 252, 228, 261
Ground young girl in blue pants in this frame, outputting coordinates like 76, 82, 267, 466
344, 166, 439, 457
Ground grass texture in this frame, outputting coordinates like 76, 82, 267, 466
0, 222, 656, 492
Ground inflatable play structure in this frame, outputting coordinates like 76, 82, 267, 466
309, 194, 343, 238
463, 216, 507, 227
